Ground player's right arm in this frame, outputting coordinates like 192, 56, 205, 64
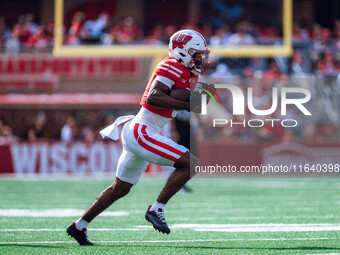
147, 80, 190, 111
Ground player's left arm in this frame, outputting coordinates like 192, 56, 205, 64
147, 80, 190, 111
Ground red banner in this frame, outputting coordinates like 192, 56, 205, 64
0, 55, 140, 94
0, 56, 139, 77
0, 141, 122, 175
0, 141, 163, 175
1, 141, 339, 175
197, 141, 340, 174
0, 93, 141, 107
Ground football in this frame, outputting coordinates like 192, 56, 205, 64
169, 88, 190, 102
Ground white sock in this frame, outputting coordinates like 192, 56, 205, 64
150, 201, 165, 211
75, 218, 89, 230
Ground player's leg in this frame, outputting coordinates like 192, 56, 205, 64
156, 151, 198, 204
66, 177, 132, 245
81, 177, 133, 223
132, 123, 198, 234
67, 149, 148, 245
145, 151, 198, 234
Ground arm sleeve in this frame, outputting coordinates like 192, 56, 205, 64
155, 75, 175, 88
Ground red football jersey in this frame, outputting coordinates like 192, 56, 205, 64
140, 57, 198, 118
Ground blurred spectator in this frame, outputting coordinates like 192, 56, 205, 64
4, 34, 20, 53
24, 13, 38, 34
45, 19, 54, 39
209, 25, 230, 46
263, 62, 287, 79
201, 23, 213, 42
300, 123, 320, 144
242, 66, 254, 78
108, 17, 142, 45
292, 52, 303, 66
67, 12, 85, 45
292, 22, 309, 43
4, 14, 40, 53
256, 123, 284, 142
310, 23, 322, 41
26, 112, 47, 140
81, 126, 96, 143
333, 19, 340, 37
80, 13, 109, 43
291, 52, 306, 75
181, 18, 201, 33
334, 31, 340, 51
61, 116, 77, 142
209, 63, 234, 79
143, 25, 164, 45
228, 22, 255, 46
12, 15, 31, 44
163, 25, 176, 44
27, 128, 37, 142
317, 51, 338, 77
25, 26, 50, 49
0, 125, 17, 144
312, 28, 333, 54
0, 16, 7, 49
258, 25, 280, 42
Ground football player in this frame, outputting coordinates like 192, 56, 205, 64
67, 29, 210, 245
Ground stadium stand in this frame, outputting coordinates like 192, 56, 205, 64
0, 0, 339, 146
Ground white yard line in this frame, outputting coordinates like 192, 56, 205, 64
0, 237, 338, 245
308, 254, 340, 255
0, 228, 150, 232
1, 207, 337, 217
1, 215, 338, 223
0, 209, 129, 217
169, 223, 340, 232
1, 223, 339, 233
172, 215, 339, 221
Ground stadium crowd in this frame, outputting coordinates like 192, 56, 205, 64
0, 109, 120, 145
2, 12, 340, 46
1, 12, 340, 76
0, 59, 339, 146
0, 12, 339, 145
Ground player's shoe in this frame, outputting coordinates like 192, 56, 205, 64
66, 222, 94, 245
145, 205, 170, 234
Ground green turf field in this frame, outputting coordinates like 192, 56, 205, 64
0, 177, 339, 254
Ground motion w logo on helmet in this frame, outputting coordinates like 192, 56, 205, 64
172, 34, 193, 49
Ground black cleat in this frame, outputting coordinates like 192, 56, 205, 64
145, 205, 170, 234
66, 222, 94, 245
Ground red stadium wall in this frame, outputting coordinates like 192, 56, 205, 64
1, 141, 339, 175
0, 141, 122, 175
197, 141, 340, 174
0, 141, 162, 175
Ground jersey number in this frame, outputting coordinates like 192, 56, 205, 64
172, 34, 192, 49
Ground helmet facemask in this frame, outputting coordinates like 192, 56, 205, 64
188, 49, 210, 75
